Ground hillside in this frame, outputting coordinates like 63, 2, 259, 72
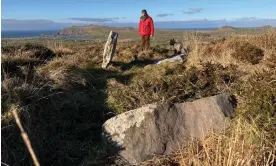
1, 32, 276, 166
260, 25, 276, 31
216, 26, 237, 31
57, 25, 276, 42
57, 25, 142, 41
57, 25, 202, 42
58, 25, 136, 36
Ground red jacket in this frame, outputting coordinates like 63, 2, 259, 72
139, 16, 154, 36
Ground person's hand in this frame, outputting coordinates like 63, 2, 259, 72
150, 34, 154, 38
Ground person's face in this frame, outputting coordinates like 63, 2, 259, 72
142, 12, 146, 16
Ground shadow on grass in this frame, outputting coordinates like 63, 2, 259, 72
112, 53, 186, 71
112, 59, 157, 71
1, 64, 133, 165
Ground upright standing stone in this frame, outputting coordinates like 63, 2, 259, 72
102, 31, 119, 69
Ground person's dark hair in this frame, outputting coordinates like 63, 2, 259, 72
141, 9, 147, 13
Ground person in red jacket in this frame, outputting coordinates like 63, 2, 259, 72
139, 9, 154, 51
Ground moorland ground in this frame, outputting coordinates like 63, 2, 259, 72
1, 27, 276, 166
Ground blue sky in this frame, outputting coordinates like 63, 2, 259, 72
2, 0, 276, 30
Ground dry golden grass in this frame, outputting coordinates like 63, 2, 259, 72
1, 32, 275, 165
186, 32, 276, 74
1, 43, 56, 60
53, 44, 75, 56
143, 119, 276, 166
107, 62, 239, 113
11, 105, 40, 166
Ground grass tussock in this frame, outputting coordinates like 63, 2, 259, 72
52, 44, 76, 56
1, 43, 57, 78
107, 62, 239, 113
187, 32, 276, 72
2, 43, 56, 60
1, 44, 107, 165
1, 33, 276, 165
231, 42, 264, 64
143, 121, 275, 166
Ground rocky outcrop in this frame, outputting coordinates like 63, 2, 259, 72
57, 28, 85, 36
57, 25, 138, 37
102, 94, 236, 165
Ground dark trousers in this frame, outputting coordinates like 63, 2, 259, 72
141, 35, 150, 51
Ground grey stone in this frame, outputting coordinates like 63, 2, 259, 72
102, 31, 119, 69
156, 51, 188, 65
157, 54, 184, 64
102, 94, 235, 165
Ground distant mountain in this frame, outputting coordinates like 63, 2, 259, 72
2, 18, 276, 31
57, 25, 136, 36
57, 25, 141, 39
217, 26, 236, 31
260, 25, 276, 31
261, 25, 273, 28
57, 24, 276, 40
215, 25, 276, 33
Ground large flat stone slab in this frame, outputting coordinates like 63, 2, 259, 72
102, 94, 235, 165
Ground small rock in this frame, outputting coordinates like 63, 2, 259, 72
155, 52, 188, 65
157, 55, 184, 64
